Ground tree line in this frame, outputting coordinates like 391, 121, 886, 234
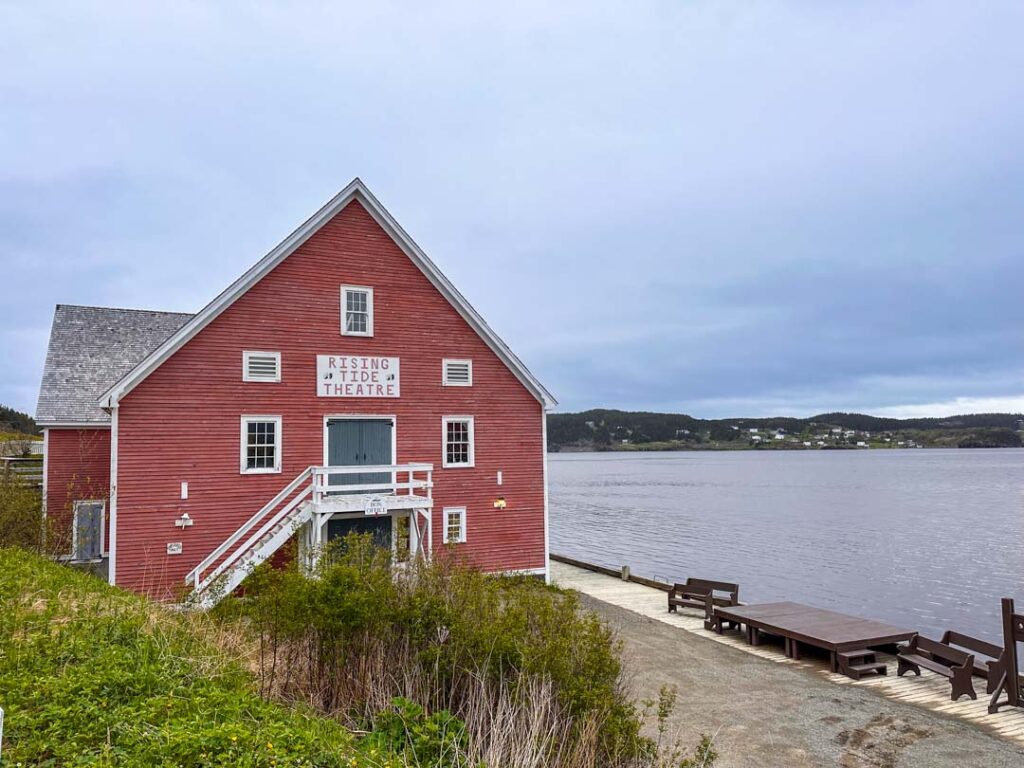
0, 405, 38, 435
548, 408, 1024, 449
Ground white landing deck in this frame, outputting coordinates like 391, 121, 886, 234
551, 560, 1024, 746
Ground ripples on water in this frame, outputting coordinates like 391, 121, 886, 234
549, 449, 1024, 643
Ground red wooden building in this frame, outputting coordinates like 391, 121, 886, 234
36, 180, 555, 603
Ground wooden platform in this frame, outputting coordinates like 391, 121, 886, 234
551, 559, 1024, 745
715, 601, 915, 673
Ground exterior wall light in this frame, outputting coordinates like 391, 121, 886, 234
493, 497, 507, 510
175, 512, 194, 528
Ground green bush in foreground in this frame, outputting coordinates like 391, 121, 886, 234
0, 540, 715, 767
0, 547, 404, 767
221, 536, 715, 767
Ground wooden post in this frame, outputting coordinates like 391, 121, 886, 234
1005, 598, 1021, 708
989, 597, 1022, 713
621, 565, 630, 581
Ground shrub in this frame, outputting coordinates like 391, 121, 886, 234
366, 698, 470, 768
0, 470, 52, 553
222, 534, 715, 767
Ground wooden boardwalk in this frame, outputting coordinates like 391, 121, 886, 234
551, 560, 1024, 746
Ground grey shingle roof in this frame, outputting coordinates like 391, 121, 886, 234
36, 305, 193, 425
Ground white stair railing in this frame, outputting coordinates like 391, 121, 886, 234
311, 463, 434, 501
184, 463, 435, 607
185, 466, 314, 595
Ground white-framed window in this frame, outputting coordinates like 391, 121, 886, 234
242, 351, 281, 382
442, 416, 475, 468
341, 285, 374, 336
240, 415, 282, 474
442, 359, 473, 387
443, 506, 467, 544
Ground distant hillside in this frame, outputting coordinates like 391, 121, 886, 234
547, 409, 1024, 451
0, 405, 38, 436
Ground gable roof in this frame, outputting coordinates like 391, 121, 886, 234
98, 178, 556, 409
36, 305, 193, 425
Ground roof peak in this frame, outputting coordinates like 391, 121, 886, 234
96, 179, 555, 408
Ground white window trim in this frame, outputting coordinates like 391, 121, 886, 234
242, 350, 282, 382
442, 358, 473, 387
240, 415, 283, 475
341, 285, 374, 337
71, 499, 106, 561
443, 506, 467, 544
441, 415, 475, 469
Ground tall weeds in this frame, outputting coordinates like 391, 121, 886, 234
217, 536, 715, 768
0, 469, 66, 554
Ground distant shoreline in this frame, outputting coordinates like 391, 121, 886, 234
549, 442, 1019, 453
547, 409, 1024, 453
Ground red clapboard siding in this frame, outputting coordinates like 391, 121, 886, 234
45, 428, 111, 555
114, 199, 545, 598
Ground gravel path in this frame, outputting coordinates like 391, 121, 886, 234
581, 594, 1024, 767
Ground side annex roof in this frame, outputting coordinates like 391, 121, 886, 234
36, 305, 194, 426
97, 178, 556, 409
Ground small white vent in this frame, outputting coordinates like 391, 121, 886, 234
243, 351, 281, 382
443, 359, 472, 387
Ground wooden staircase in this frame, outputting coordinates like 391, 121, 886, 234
184, 467, 316, 609
184, 463, 433, 609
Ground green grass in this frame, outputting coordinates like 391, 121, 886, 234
0, 431, 41, 442
0, 548, 410, 767
0, 544, 717, 767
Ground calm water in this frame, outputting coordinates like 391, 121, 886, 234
549, 449, 1024, 643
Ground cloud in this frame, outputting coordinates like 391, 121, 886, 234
2, 2, 1024, 418
873, 397, 1024, 420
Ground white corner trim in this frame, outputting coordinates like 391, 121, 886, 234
108, 406, 118, 585
541, 403, 550, 584
95, 179, 555, 410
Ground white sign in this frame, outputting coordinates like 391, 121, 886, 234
364, 496, 388, 516
167, 542, 183, 555
317, 355, 400, 398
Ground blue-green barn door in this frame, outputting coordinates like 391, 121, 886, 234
325, 418, 393, 548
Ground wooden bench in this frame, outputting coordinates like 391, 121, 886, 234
667, 578, 739, 631
897, 635, 976, 701
940, 630, 1003, 695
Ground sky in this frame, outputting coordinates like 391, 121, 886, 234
2, 1, 1024, 419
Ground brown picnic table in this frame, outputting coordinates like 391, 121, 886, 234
713, 601, 916, 676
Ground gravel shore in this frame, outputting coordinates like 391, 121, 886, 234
581, 594, 1024, 767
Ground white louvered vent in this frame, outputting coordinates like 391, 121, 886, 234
243, 351, 281, 382
443, 359, 473, 387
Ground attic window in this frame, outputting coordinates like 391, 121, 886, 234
443, 359, 473, 387
341, 285, 374, 336
242, 351, 281, 382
